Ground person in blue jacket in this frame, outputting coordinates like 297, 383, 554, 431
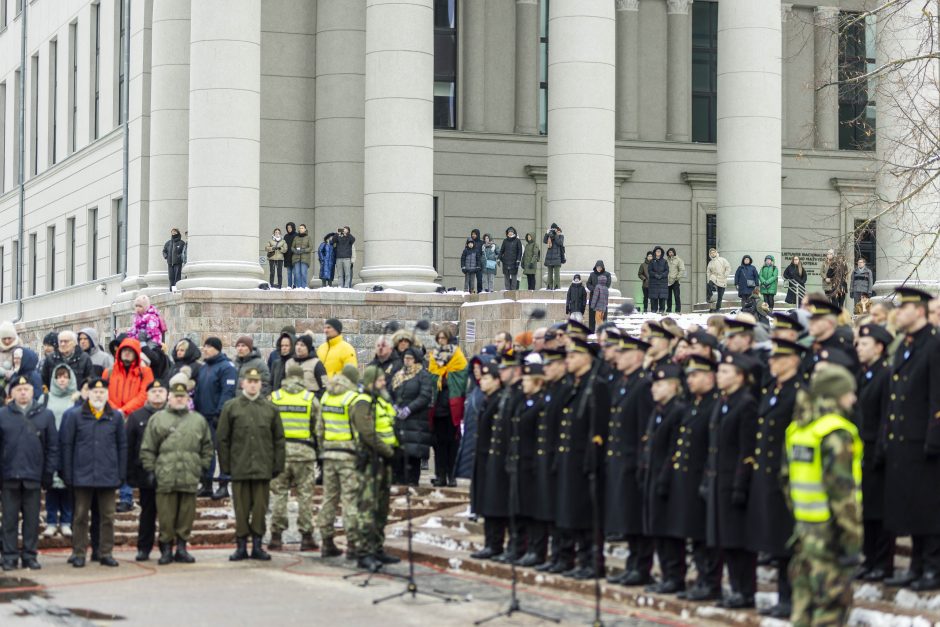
194, 337, 238, 500
318, 233, 337, 288
11, 347, 44, 401
734, 255, 760, 307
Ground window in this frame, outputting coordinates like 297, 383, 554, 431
66, 216, 76, 286
116, 0, 126, 125
70, 22, 78, 154
0, 82, 5, 193
706, 213, 717, 264
29, 232, 37, 296
539, 0, 549, 135
46, 225, 56, 291
93, 2, 100, 139
113, 197, 126, 274
12, 240, 19, 300
433, 0, 457, 129
88, 207, 98, 280
854, 219, 877, 279
13, 70, 20, 182
30, 53, 38, 176
50, 39, 58, 165
692, 1, 718, 143
839, 12, 876, 151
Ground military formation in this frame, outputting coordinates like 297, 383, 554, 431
468, 287, 939, 626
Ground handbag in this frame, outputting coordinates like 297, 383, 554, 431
746, 279, 756, 288
485, 259, 497, 272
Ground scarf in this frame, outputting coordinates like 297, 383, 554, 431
392, 363, 422, 391
427, 346, 468, 391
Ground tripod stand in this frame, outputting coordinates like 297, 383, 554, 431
474, 384, 559, 625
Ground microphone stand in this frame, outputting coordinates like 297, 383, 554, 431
474, 383, 560, 625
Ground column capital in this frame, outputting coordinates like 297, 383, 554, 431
781, 3, 794, 22
666, 0, 693, 15
616, 0, 640, 12
815, 6, 840, 22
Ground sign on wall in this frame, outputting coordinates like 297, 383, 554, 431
465, 319, 476, 343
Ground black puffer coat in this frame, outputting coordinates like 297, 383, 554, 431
647, 247, 669, 300
392, 368, 434, 458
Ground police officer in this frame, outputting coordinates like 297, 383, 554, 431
269, 363, 320, 552
218, 367, 285, 562
605, 336, 655, 586
469, 361, 508, 560
354, 365, 399, 570
883, 287, 940, 590
854, 323, 895, 582
0, 376, 58, 570
785, 365, 862, 627
747, 338, 806, 618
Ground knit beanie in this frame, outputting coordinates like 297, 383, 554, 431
43, 332, 59, 347
235, 335, 254, 350
295, 334, 314, 353
0, 321, 17, 341
342, 364, 360, 385
362, 365, 382, 389
286, 363, 305, 380
325, 318, 343, 334
810, 365, 857, 400
204, 337, 223, 352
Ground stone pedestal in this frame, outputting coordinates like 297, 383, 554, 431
176, 0, 264, 290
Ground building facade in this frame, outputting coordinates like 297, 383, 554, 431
0, 0, 931, 322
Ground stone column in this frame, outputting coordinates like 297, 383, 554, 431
873, 2, 940, 292
666, 0, 692, 142
546, 0, 617, 287
781, 3, 792, 148
514, 0, 539, 134
315, 0, 365, 286
462, 0, 485, 131
716, 0, 782, 266
142, 0, 190, 291
175, 0, 264, 289
615, 0, 639, 140
813, 6, 839, 150
359, 0, 438, 291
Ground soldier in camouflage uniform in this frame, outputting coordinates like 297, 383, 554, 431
269, 364, 320, 551
784, 365, 862, 627
353, 366, 398, 571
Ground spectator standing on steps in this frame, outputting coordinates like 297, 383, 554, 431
647, 246, 669, 314
461, 239, 482, 293
481, 234, 499, 293
706, 248, 731, 312
498, 227, 523, 291
850, 258, 874, 310
638, 251, 653, 313
265, 228, 288, 289
318, 233, 337, 287
193, 337, 238, 500
283, 222, 298, 289
783, 256, 807, 305
543, 223, 565, 290
666, 247, 685, 313
759, 255, 779, 311
234, 336, 271, 396
290, 224, 312, 290
469, 229, 484, 292
734, 255, 759, 308
587, 261, 611, 332
522, 232, 540, 290
566, 274, 587, 319
162, 228, 186, 290
334, 226, 356, 288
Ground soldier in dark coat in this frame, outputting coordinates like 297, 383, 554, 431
747, 338, 805, 619
882, 287, 940, 590
511, 363, 548, 567
604, 336, 655, 586
723, 317, 770, 397
639, 365, 687, 594
125, 380, 169, 562
555, 337, 610, 580
854, 323, 895, 582
469, 362, 508, 560
490, 354, 526, 563
806, 297, 859, 373
703, 353, 758, 608
660, 356, 721, 601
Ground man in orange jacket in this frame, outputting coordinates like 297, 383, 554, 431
103, 338, 154, 417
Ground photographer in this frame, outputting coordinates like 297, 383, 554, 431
543, 223, 565, 290
334, 226, 356, 289
498, 227, 523, 291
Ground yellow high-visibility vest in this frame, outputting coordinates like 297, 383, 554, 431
785, 413, 862, 523
358, 393, 399, 447
271, 389, 314, 441
319, 390, 359, 442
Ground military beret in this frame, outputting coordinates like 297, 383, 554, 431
725, 317, 757, 336
619, 335, 651, 352
540, 348, 567, 363
10, 375, 31, 389
653, 364, 684, 381
859, 323, 893, 346
895, 286, 934, 304
721, 353, 755, 373
243, 368, 263, 381
805, 297, 841, 317
522, 363, 545, 377
568, 336, 598, 357
687, 330, 718, 349
88, 377, 109, 390
770, 338, 807, 358
771, 311, 805, 332
685, 355, 717, 374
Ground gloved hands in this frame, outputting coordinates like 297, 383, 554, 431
397, 406, 412, 419
144, 471, 157, 489
731, 489, 747, 507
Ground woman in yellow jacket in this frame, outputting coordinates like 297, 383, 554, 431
317, 318, 358, 378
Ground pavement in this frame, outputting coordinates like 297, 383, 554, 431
0, 548, 704, 627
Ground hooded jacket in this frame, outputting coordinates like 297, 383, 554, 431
647, 247, 670, 300
194, 351, 238, 418
316, 334, 358, 379
283, 222, 298, 267
41, 344, 95, 390
163, 232, 186, 266
0, 400, 59, 485
759, 255, 779, 296
45, 363, 78, 426
706, 252, 732, 288
587, 260, 612, 311
269, 331, 296, 391
169, 338, 203, 382
104, 338, 155, 415
566, 277, 587, 315
521, 233, 540, 274
12, 346, 44, 401
0, 321, 21, 386
318, 235, 337, 281
734, 255, 760, 298
481, 240, 499, 273
461, 240, 482, 273
235, 347, 272, 396
79, 327, 115, 375
218, 391, 286, 480
498, 228, 523, 268
130, 306, 167, 346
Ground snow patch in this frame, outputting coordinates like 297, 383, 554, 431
854, 583, 884, 603
421, 516, 444, 529
448, 557, 463, 571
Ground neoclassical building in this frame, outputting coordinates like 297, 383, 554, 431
0, 0, 935, 322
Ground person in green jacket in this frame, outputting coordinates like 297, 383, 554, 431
522, 232, 541, 290
218, 368, 286, 562
759, 255, 779, 311
139, 373, 214, 565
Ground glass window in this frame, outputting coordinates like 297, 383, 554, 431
434, 0, 457, 129
539, 0, 548, 135
838, 12, 876, 151
854, 219, 877, 279
88, 207, 98, 281
114, 197, 126, 274
691, 1, 718, 143
29, 233, 37, 296
51, 40, 58, 165
47, 226, 56, 292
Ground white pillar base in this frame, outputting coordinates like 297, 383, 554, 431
355, 265, 440, 293
175, 261, 266, 290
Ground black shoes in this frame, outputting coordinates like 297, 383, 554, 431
251, 535, 271, 561
647, 580, 685, 594
357, 555, 384, 573
1, 560, 16, 571
99, 556, 120, 567
268, 531, 283, 551
158, 542, 174, 565
547, 560, 574, 574
470, 547, 502, 560
212, 483, 230, 500
300, 533, 318, 552
911, 572, 940, 591
884, 570, 920, 587
135, 550, 150, 562
862, 568, 891, 582
72, 555, 86, 568
515, 552, 544, 568
718, 593, 754, 609
22, 558, 41, 570
684, 585, 722, 602
175, 540, 195, 564
534, 560, 556, 573
759, 603, 792, 618
375, 551, 401, 564
230, 537, 249, 561
619, 570, 654, 587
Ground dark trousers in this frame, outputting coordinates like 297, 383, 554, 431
652, 298, 666, 313
724, 548, 757, 597
1, 482, 41, 561
525, 273, 536, 290
432, 417, 460, 481
157, 491, 197, 543
503, 268, 519, 291
775, 555, 793, 605
137, 487, 157, 554
550, 527, 575, 566
394, 454, 422, 486
484, 516, 508, 552
73, 487, 116, 558
763, 293, 775, 310
168, 264, 182, 288
626, 534, 655, 576
692, 540, 722, 591
656, 536, 687, 584
525, 519, 549, 559
642, 287, 649, 312
668, 283, 681, 312
707, 282, 725, 309
268, 260, 283, 288
206, 415, 229, 484
45, 487, 73, 526
569, 528, 600, 570
232, 479, 270, 538
863, 519, 895, 574
912, 535, 940, 575
476, 270, 483, 293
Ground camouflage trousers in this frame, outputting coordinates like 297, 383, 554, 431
355, 458, 393, 556
270, 442, 318, 534
789, 549, 854, 627
316, 458, 361, 543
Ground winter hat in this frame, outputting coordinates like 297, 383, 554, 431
43, 332, 59, 347
325, 318, 343, 334
572, 274, 582, 283
809, 365, 856, 400
280, 325, 296, 336
285, 363, 305, 380
168, 371, 196, 394
362, 365, 383, 389
295, 334, 315, 353
235, 335, 254, 350
0, 321, 17, 341
204, 337, 223, 352
506, 226, 516, 236
550, 223, 559, 230
341, 364, 360, 385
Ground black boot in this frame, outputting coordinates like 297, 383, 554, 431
357, 554, 383, 573
251, 535, 271, 561
175, 540, 195, 564
197, 475, 213, 498
158, 542, 174, 565
212, 481, 230, 500
229, 537, 249, 561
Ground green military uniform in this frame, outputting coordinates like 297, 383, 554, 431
269, 372, 319, 545
140, 391, 214, 563
217, 369, 286, 559
315, 367, 363, 555
785, 367, 862, 627
353, 383, 397, 560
